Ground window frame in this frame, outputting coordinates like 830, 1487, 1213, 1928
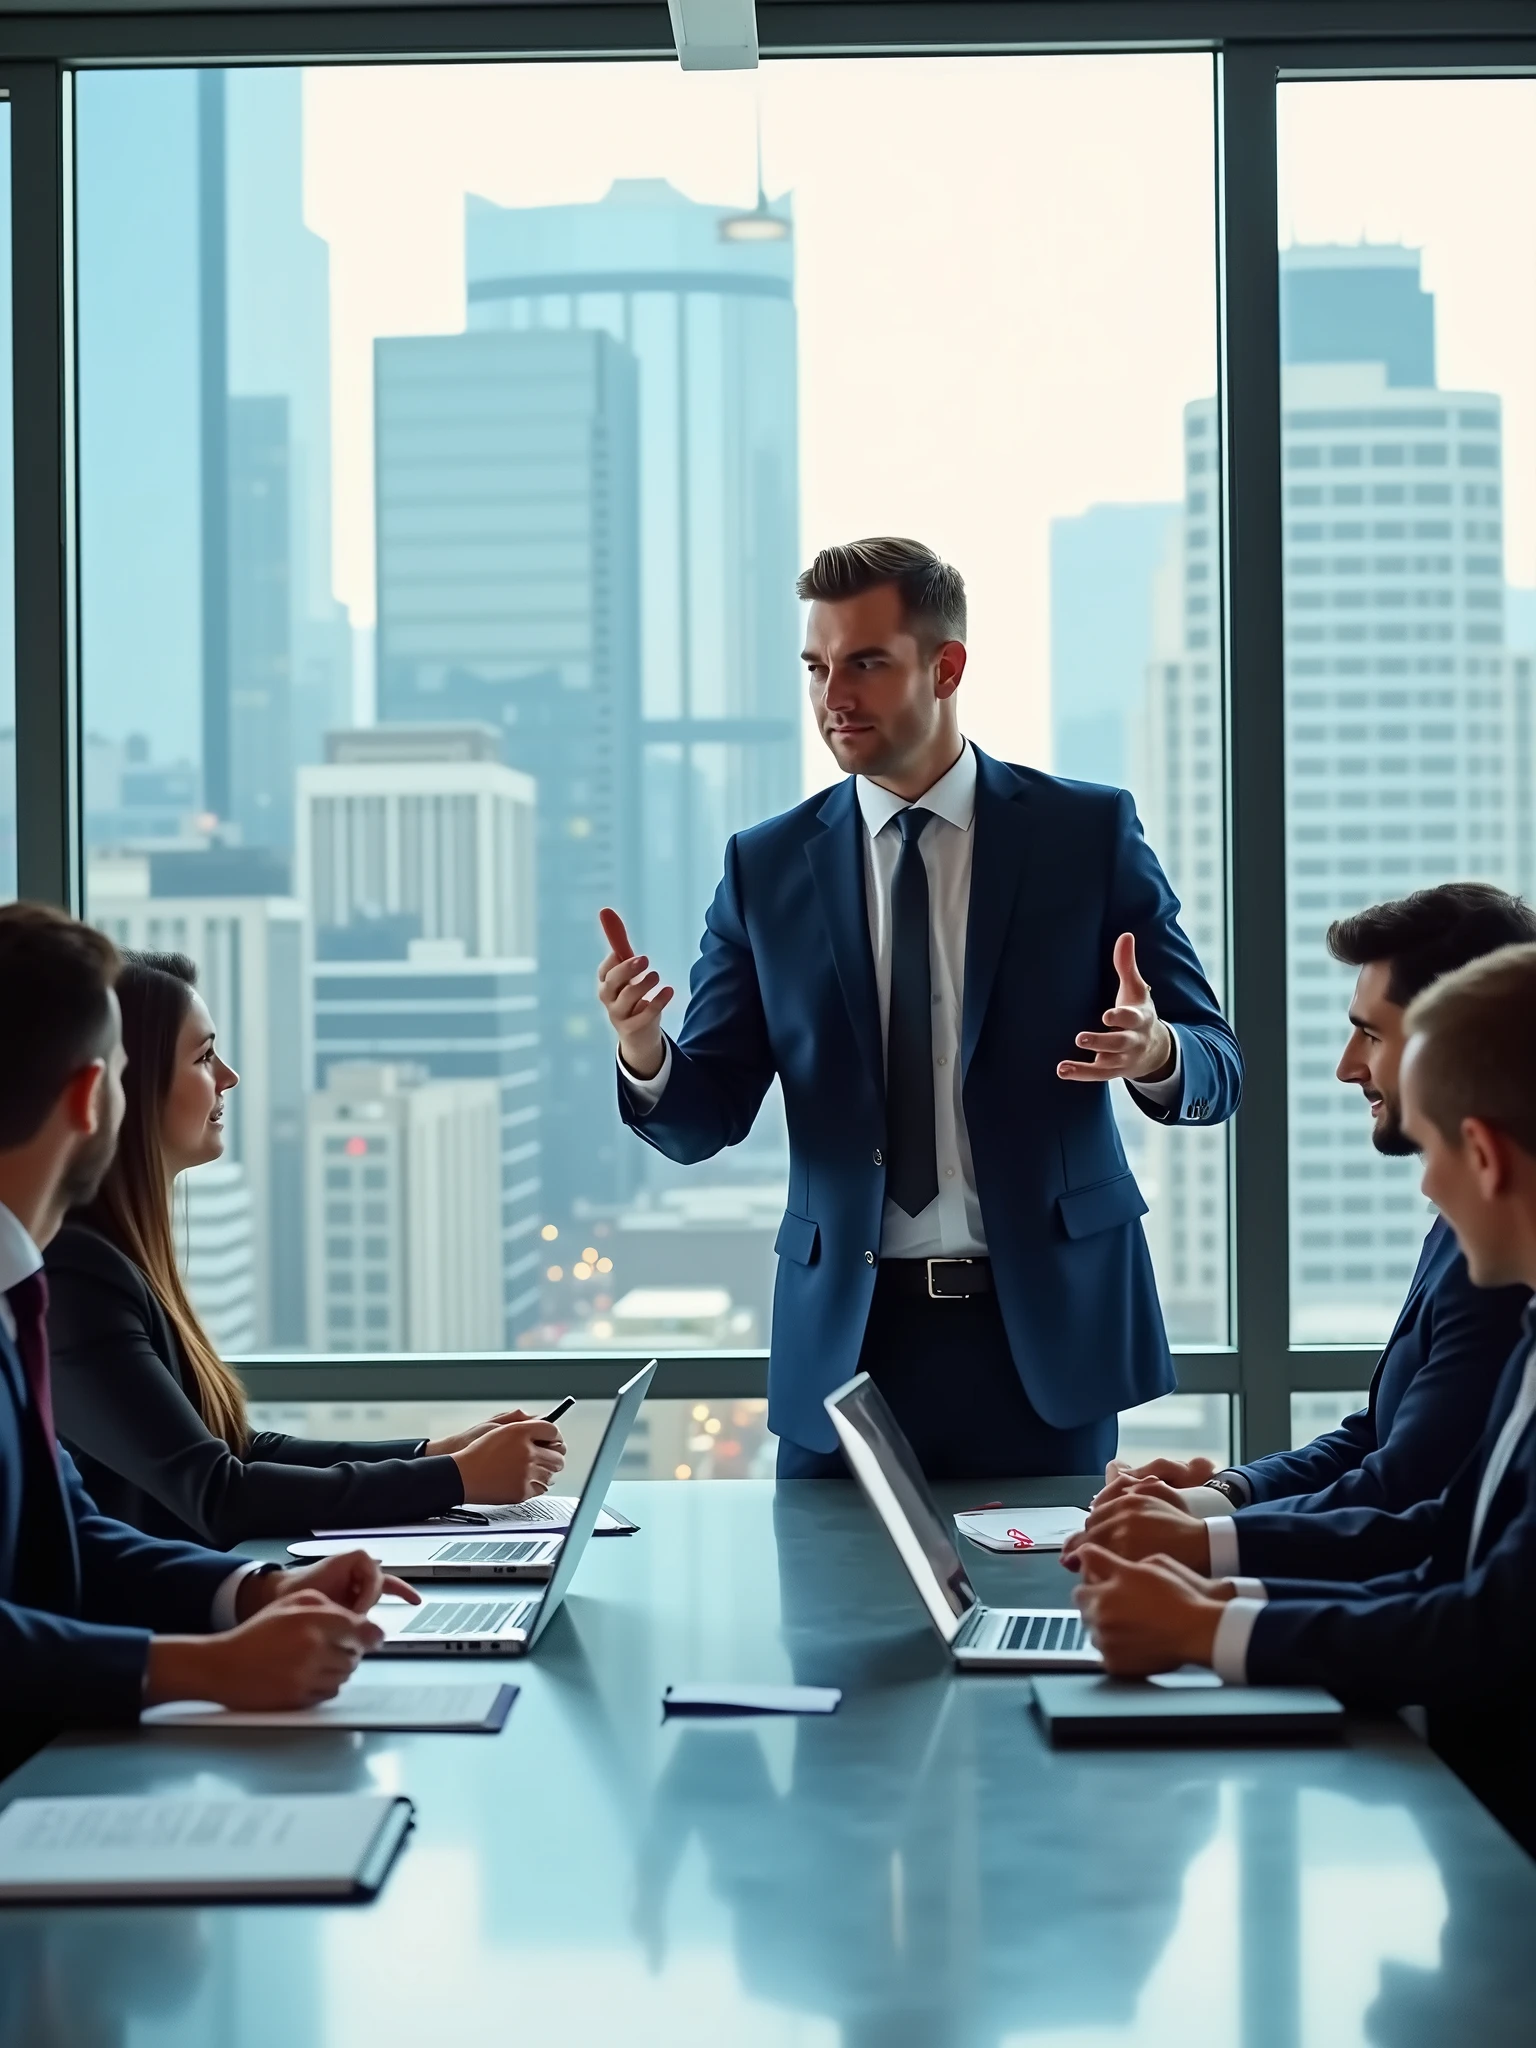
7, 7, 1532, 1450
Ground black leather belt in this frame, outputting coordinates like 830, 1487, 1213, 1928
880, 1257, 994, 1300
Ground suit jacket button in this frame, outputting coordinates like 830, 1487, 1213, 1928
865, 1250, 877, 1265
873, 1149, 883, 1166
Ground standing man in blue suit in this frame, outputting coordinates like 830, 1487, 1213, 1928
0, 903, 414, 1782
1095, 883, 1536, 1527
597, 538, 1241, 1478
1071, 943, 1536, 1852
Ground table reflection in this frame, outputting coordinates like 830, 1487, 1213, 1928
0, 1911, 209, 2048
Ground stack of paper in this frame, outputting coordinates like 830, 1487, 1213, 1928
0, 1793, 414, 1902
953, 1506, 1087, 1552
142, 1674, 516, 1732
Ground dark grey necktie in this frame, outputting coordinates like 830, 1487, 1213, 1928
885, 807, 939, 1218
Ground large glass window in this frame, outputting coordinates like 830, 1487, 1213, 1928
0, 102, 14, 900
1278, 82, 1536, 1343
77, 56, 1227, 1391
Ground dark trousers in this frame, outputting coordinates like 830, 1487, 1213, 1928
777, 1264, 1119, 1482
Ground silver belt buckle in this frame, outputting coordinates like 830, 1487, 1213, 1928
927, 1258, 973, 1301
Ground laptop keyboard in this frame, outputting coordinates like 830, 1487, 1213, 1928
401, 1599, 534, 1636
1002, 1613, 1089, 1655
429, 1539, 547, 1565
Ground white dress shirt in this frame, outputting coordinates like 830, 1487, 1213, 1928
622, 739, 1182, 1259
1208, 1333, 1536, 1685
0, 1198, 256, 1632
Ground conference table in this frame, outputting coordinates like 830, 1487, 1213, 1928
2, 1476, 1535, 2047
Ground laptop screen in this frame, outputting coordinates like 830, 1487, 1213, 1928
824, 1373, 978, 1644
526, 1359, 657, 1645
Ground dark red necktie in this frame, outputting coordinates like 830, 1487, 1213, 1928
7, 1270, 55, 1461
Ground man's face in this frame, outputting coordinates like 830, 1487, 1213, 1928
61, 996, 127, 1209
1336, 960, 1413, 1155
1401, 1038, 1519, 1288
803, 584, 963, 783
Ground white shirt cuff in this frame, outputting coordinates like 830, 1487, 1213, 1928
1127, 1034, 1183, 1107
618, 1037, 672, 1108
211, 1560, 265, 1631
1179, 1486, 1236, 1519
1211, 1594, 1268, 1684
1205, 1515, 1242, 1578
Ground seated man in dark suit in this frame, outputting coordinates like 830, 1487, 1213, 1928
1098, 883, 1536, 1521
1069, 942, 1536, 1853
0, 903, 413, 1782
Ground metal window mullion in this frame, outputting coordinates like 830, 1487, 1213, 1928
1217, 45, 1290, 1460
10, 62, 76, 911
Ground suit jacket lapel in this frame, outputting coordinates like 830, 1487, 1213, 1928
0, 1318, 81, 1608
962, 751, 1034, 1080
806, 778, 884, 1084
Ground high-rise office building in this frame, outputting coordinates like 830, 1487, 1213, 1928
1135, 245, 1531, 1343
307, 1062, 504, 1353
88, 845, 307, 1349
297, 727, 543, 1338
373, 328, 640, 1215
463, 180, 801, 1172
228, 395, 294, 851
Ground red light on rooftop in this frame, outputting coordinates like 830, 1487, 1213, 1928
344, 1137, 368, 1157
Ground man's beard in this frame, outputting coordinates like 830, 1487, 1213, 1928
61, 1122, 119, 1210
1369, 1094, 1418, 1158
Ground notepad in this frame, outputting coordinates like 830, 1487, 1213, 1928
0, 1793, 414, 1902
954, 1506, 1087, 1552
142, 1676, 516, 1733
311, 1497, 635, 1539
663, 1684, 842, 1716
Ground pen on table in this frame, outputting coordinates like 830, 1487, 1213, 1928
541, 1396, 575, 1425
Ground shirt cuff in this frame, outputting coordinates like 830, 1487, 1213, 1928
1179, 1486, 1236, 1519
1127, 1034, 1183, 1107
211, 1560, 267, 1631
1206, 1515, 1242, 1577
1211, 1594, 1268, 1684
618, 1037, 672, 1109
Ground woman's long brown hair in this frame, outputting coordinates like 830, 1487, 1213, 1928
74, 951, 249, 1449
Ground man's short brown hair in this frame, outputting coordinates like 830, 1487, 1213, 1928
797, 537, 966, 649
0, 902, 120, 1148
1403, 941, 1536, 1158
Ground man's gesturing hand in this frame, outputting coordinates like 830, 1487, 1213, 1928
1058, 932, 1176, 1086
1071, 1545, 1230, 1675
598, 907, 673, 1084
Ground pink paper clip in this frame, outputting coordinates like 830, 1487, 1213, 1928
1007, 1528, 1035, 1550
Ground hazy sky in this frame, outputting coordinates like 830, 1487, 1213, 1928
303, 60, 1536, 780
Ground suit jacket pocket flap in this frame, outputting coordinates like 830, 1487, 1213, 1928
774, 1212, 820, 1265
1056, 1171, 1149, 1241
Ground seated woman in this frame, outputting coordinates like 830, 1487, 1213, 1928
46, 950, 565, 1546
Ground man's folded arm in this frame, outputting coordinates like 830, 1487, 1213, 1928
0, 1597, 153, 1723
1226, 1407, 1374, 1511
1105, 789, 1243, 1127
66, 1451, 245, 1636
617, 835, 777, 1161
1225, 1486, 1450, 1584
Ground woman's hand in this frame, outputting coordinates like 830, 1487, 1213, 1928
425, 1410, 532, 1458
451, 1419, 567, 1504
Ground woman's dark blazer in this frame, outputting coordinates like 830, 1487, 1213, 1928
44, 1221, 464, 1546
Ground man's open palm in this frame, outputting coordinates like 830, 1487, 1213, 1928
1058, 932, 1176, 1086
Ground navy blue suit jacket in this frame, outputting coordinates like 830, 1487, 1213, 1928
1240, 1322, 1536, 1851
619, 750, 1242, 1451
1232, 1219, 1530, 1514
0, 1313, 236, 1779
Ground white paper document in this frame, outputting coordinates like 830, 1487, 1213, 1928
663, 1684, 842, 1716
312, 1496, 634, 1540
142, 1675, 516, 1732
0, 1793, 412, 1901
953, 1506, 1088, 1553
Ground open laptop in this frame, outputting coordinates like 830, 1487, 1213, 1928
824, 1373, 1102, 1670
368, 1360, 656, 1656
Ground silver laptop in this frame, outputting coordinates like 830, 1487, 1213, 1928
824, 1373, 1102, 1670
369, 1361, 656, 1657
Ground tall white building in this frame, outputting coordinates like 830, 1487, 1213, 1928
297, 727, 543, 1340
1135, 247, 1533, 1346
89, 848, 307, 1349
307, 1062, 504, 1352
